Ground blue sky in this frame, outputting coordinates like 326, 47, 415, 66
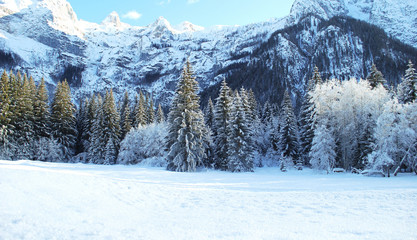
67, 0, 294, 28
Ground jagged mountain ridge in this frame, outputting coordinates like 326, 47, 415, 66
0, 0, 416, 107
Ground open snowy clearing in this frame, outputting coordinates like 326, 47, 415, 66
1, 160, 417, 240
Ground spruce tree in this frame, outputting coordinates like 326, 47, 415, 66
0, 70, 11, 156
135, 90, 147, 127
156, 103, 165, 123
89, 95, 106, 164
102, 89, 121, 164
227, 92, 254, 172
213, 80, 233, 170
147, 94, 155, 124
299, 66, 322, 165
309, 124, 336, 173
166, 60, 207, 172
120, 91, 132, 139
204, 97, 215, 130
50, 80, 77, 161
33, 78, 51, 139
366, 64, 386, 89
398, 60, 417, 104
278, 90, 299, 165
13, 74, 35, 159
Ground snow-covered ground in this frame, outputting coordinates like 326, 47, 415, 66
1, 160, 416, 240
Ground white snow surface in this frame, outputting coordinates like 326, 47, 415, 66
1, 160, 417, 240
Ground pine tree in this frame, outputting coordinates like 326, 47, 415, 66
309, 124, 336, 173
213, 80, 233, 170
12, 73, 35, 159
299, 66, 322, 165
0, 70, 11, 156
227, 92, 254, 172
89, 95, 106, 164
75, 98, 87, 155
278, 90, 299, 165
33, 78, 51, 139
398, 60, 417, 104
156, 103, 165, 123
204, 97, 215, 130
135, 90, 147, 127
82, 95, 96, 157
147, 94, 155, 124
366, 64, 386, 89
166, 60, 207, 172
50, 80, 77, 161
120, 91, 132, 139
102, 89, 121, 164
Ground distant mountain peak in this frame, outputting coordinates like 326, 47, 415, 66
101, 11, 123, 28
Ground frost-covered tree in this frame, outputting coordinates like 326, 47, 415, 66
213, 80, 233, 170
299, 66, 322, 165
227, 92, 254, 172
32, 137, 64, 162
369, 99, 416, 176
118, 123, 168, 165
50, 80, 77, 161
311, 79, 389, 170
309, 124, 336, 173
166, 60, 207, 172
89, 95, 105, 164
366, 64, 386, 89
398, 60, 417, 104
277, 90, 299, 165
156, 103, 165, 123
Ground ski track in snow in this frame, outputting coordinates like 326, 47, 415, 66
1, 160, 417, 240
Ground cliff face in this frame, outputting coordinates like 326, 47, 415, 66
0, 0, 416, 107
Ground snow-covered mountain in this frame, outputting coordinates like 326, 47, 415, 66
0, 0, 416, 107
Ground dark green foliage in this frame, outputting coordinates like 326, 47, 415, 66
366, 64, 386, 89
50, 80, 77, 160
166, 60, 207, 172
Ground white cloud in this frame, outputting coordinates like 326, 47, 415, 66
159, 0, 172, 6
122, 10, 142, 20
187, 0, 200, 4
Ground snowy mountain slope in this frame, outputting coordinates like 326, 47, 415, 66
1, 160, 417, 239
0, 0, 416, 106
289, 0, 417, 48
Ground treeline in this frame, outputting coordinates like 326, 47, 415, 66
1, 60, 416, 176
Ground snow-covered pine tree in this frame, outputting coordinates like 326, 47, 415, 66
366, 64, 386, 89
398, 60, 417, 104
278, 90, 299, 165
146, 94, 155, 124
299, 66, 322, 166
0, 70, 12, 158
166, 60, 207, 172
102, 89, 121, 164
50, 80, 77, 161
33, 78, 51, 139
89, 95, 106, 164
13, 73, 35, 159
309, 124, 336, 174
213, 79, 233, 170
156, 103, 165, 123
204, 97, 215, 130
104, 137, 117, 165
227, 92, 254, 172
120, 91, 132, 140
135, 90, 147, 127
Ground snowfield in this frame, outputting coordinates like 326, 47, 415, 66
1, 160, 417, 240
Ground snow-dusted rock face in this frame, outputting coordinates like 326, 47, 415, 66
0, 0, 416, 106
289, 0, 417, 48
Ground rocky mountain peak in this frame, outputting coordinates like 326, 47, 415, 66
101, 11, 122, 28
